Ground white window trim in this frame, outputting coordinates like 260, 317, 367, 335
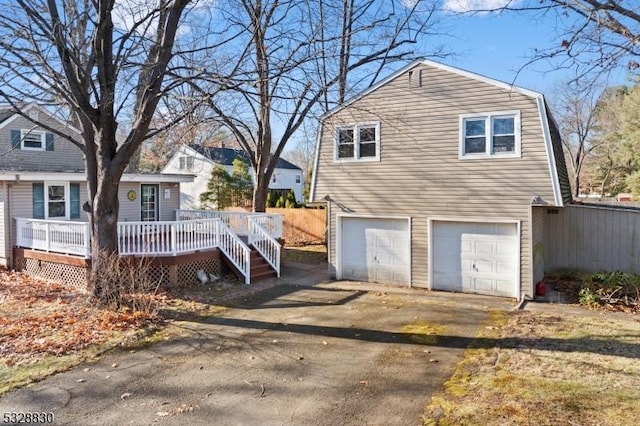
179, 156, 194, 171
140, 183, 161, 221
21, 129, 46, 151
459, 111, 521, 159
45, 181, 70, 220
333, 121, 381, 163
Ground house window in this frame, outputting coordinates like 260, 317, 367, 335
335, 122, 380, 162
271, 173, 277, 184
460, 111, 521, 158
296, 174, 301, 184
11, 129, 54, 151
179, 156, 194, 171
21, 129, 46, 151
32, 182, 80, 220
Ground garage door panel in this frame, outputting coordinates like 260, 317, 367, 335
433, 221, 518, 297
341, 217, 410, 286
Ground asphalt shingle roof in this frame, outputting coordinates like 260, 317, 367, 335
190, 145, 302, 170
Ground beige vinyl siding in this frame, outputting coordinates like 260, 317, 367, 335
531, 206, 545, 288
315, 63, 558, 295
0, 113, 84, 172
118, 182, 180, 222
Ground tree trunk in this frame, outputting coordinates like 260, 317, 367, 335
253, 178, 268, 212
90, 175, 121, 297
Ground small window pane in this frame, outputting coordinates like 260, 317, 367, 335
337, 128, 354, 159
48, 185, 65, 201
465, 137, 486, 154
493, 117, 514, 134
359, 127, 376, 142
360, 142, 377, 157
465, 119, 485, 137
338, 143, 354, 158
338, 129, 353, 144
493, 135, 515, 153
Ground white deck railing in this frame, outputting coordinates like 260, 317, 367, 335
118, 219, 220, 256
15, 218, 91, 258
176, 210, 283, 239
15, 212, 277, 284
248, 217, 281, 278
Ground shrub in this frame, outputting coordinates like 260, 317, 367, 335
579, 271, 640, 309
91, 250, 161, 314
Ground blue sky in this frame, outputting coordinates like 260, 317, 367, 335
433, 8, 632, 96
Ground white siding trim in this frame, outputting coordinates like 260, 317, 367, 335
428, 217, 521, 298
537, 97, 563, 207
336, 213, 412, 286
309, 125, 323, 203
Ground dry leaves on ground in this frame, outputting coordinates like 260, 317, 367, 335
0, 270, 158, 366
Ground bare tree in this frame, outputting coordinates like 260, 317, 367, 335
461, 0, 640, 78
195, 0, 445, 211
553, 77, 603, 197
0, 1, 202, 295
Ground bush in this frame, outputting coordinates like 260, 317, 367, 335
91, 250, 161, 314
579, 271, 640, 309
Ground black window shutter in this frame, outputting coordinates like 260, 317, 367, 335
32, 183, 45, 219
45, 133, 54, 151
11, 130, 20, 149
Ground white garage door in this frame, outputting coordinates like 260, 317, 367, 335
432, 221, 518, 297
339, 217, 410, 286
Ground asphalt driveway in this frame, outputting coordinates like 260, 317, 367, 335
0, 281, 514, 425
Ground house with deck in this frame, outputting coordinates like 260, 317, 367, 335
0, 105, 282, 289
310, 59, 572, 299
162, 144, 304, 209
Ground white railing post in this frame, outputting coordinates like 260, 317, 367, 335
84, 223, 91, 258
45, 221, 51, 252
171, 222, 177, 255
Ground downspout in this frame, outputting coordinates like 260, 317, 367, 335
5, 180, 13, 269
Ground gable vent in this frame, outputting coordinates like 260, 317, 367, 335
408, 69, 422, 88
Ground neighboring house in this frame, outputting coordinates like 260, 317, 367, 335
310, 59, 572, 299
0, 104, 192, 269
162, 144, 304, 209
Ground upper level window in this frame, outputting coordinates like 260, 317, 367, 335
179, 156, 194, 171
21, 129, 46, 151
460, 111, 521, 159
11, 129, 54, 151
295, 174, 301, 184
271, 173, 277, 184
335, 122, 380, 162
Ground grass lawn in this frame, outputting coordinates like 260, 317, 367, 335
424, 309, 640, 425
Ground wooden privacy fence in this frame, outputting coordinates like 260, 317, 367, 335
544, 204, 640, 274
266, 208, 326, 245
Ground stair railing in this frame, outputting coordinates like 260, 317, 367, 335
216, 219, 252, 284
248, 216, 281, 277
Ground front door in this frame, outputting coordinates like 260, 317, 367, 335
141, 184, 159, 221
